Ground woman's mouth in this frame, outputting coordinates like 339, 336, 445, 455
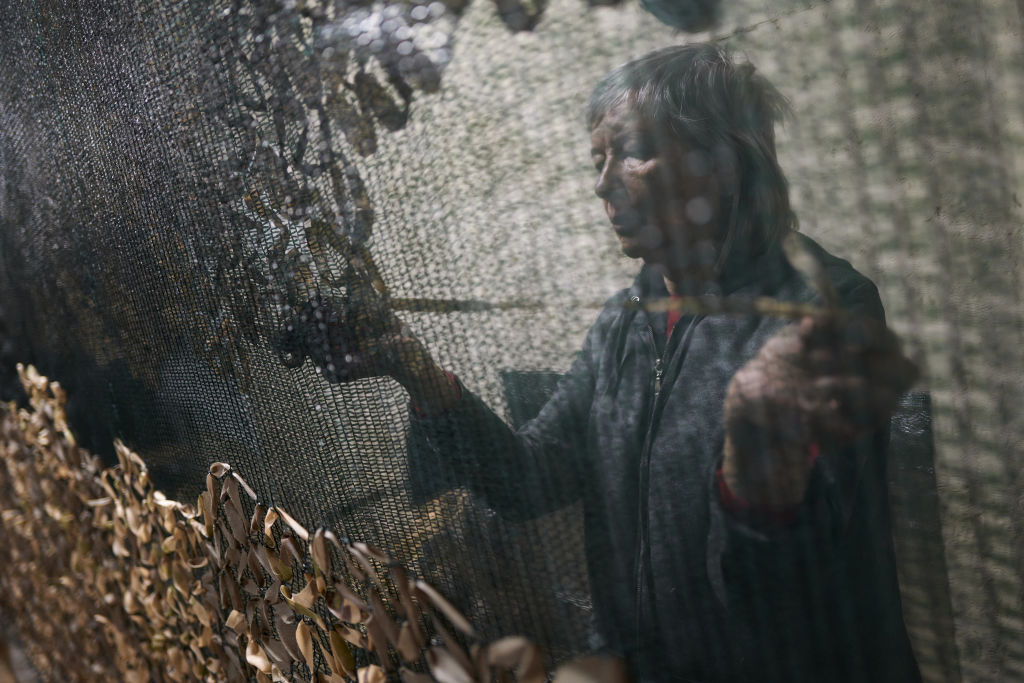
611, 210, 644, 236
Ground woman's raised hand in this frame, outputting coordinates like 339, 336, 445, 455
721, 314, 918, 507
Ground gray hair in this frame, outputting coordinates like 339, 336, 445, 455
586, 43, 796, 261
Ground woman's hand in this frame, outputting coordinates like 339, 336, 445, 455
721, 314, 918, 507
273, 288, 460, 414
273, 286, 403, 382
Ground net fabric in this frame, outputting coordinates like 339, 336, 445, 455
0, 364, 577, 682
0, 0, 1022, 680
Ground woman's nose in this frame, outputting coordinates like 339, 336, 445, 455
594, 159, 616, 199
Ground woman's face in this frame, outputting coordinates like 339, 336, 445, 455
590, 100, 724, 279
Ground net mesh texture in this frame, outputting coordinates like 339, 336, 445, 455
0, 0, 1022, 680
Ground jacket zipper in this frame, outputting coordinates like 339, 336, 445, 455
634, 318, 662, 653
631, 301, 703, 657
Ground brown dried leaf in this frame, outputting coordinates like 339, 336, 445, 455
368, 585, 400, 644
172, 562, 192, 596
471, 643, 489, 682
257, 597, 272, 630
226, 609, 247, 634
347, 543, 381, 589
311, 528, 331, 576
430, 614, 473, 677
161, 505, 179, 535
161, 533, 178, 555
220, 477, 245, 525
201, 489, 216, 536
220, 570, 244, 611
334, 623, 369, 650
209, 462, 231, 478
396, 621, 423, 663
552, 656, 630, 683
296, 619, 316, 673
415, 580, 475, 637
112, 534, 131, 558
399, 668, 435, 683
515, 644, 545, 683
187, 552, 208, 569
261, 636, 292, 667
352, 541, 390, 565
327, 590, 366, 624
216, 519, 232, 557
427, 646, 474, 683
246, 546, 264, 582
123, 588, 139, 615
485, 636, 531, 669
275, 506, 310, 541
358, 665, 387, 683
245, 639, 273, 675
191, 600, 212, 628
224, 543, 242, 574
280, 534, 304, 568
254, 545, 280, 579
263, 507, 279, 548
341, 549, 367, 583
189, 518, 209, 541
250, 503, 267, 536
364, 616, 392, 669
204, 540, 221, 571
267, 576, 283, 605
323, 529, 343, 550
329, 626, 357, 677
291, 579, 317, 610
275, 612, 304, 662
224, 499, 250, 546
486, 637, 544, 683
389, 565, 420, 622
280, 585, 323, 626
231, 471, 258, 501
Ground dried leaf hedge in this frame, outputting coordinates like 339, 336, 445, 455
0, 365, 626, 682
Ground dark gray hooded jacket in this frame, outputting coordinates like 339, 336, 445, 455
408, 234, 920, 683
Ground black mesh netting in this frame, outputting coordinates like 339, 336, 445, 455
0, 0, 1022, 680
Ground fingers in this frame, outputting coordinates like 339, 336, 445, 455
798, 314, 893, 355
307, 328, 405, 384
802, 345, 917, 391
796, 314, 918, 393
276, 289, 411, 383
346, 286, 400, 339
802, 376, 904, 434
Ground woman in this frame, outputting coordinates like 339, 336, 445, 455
305, 44, 921, 682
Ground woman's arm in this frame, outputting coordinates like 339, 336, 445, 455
405, 320, 606, 521
283, 289, 606, 521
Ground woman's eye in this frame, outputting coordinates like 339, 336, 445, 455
593, 157, 605, 173
623, 142, 651, 160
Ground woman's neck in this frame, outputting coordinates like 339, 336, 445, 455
661, 266, 718, 296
